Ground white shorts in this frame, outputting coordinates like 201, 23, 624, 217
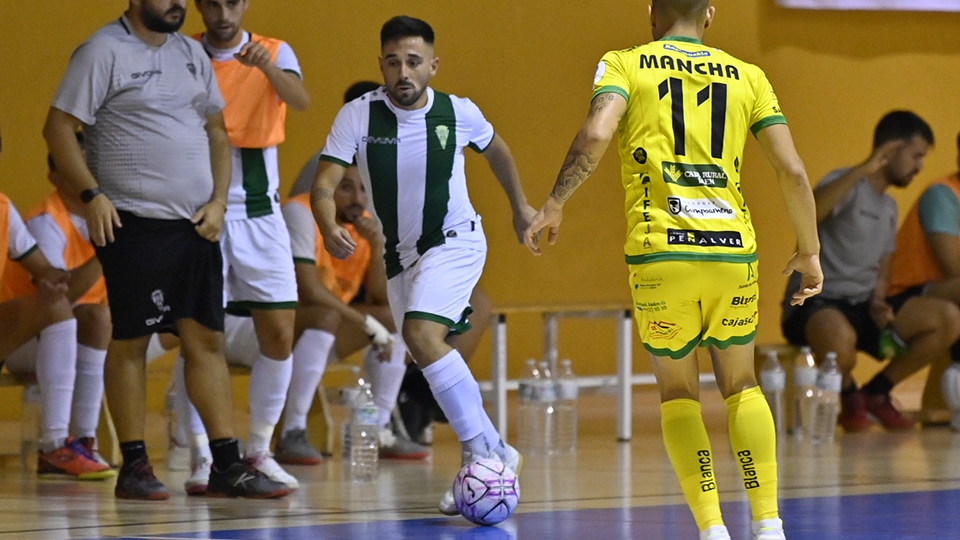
3, 338, 38, 373
387, 220, 486, 335
221, 213, 298, 311
223, 314, 260, 367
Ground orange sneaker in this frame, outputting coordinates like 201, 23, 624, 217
38, 437, 116, 480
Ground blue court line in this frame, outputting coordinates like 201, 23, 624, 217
99, 488, 960, 540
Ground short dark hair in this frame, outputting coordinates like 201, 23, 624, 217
380, 16, 434, 49
873, 110, 934, 148
48, 131, 84, 172
343, 81, 382, 104
652, 0, 710, 21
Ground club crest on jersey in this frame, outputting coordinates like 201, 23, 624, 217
436, 125, 450, 150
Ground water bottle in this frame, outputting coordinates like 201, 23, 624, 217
759, 351, 787, 440
537, 361, 558, 455
793, 346, 818, 439
556, 359, 579, 453
517, 359, 541, 454
812, 352, 842, 443
347, 381, 379, 480
20, 384, 41, 470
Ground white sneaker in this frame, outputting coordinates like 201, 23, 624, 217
167, 443, 191, 472
700, 525, 731, 540
185, 457, 211, 495
438, 486, 459, 515
248, 452, 299, 489
752, 518, 786, 540
497, 442, 522, 475
942, 363, 960, 431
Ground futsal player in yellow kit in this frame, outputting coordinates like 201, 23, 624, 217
525, 2, 822, 539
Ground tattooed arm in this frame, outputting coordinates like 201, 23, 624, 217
310, 159, 356, 260
524, 92, 627, 255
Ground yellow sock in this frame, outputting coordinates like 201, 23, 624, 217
661, 398, 724, 531
725, 386, 779, 521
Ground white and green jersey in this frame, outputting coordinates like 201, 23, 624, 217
319, 87, 495, 278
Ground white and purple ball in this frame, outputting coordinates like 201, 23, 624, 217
453, 458, 520, 526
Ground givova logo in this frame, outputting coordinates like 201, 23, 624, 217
666, 196, 735, 220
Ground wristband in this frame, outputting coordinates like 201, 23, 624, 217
80, 187, 103, 203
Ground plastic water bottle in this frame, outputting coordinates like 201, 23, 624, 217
556, 359, 579, 453
517, 359, 541, 454
347, 381, 379, 480
812, 352, 842, 443
537, 361, 558, 455
793, 346, 818, 439
759, 351, 787, 440
20, 384, 41, 470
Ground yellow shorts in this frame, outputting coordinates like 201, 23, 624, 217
629, 259, 759, 359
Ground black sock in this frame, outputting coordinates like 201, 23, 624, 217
120, 440, 147, 467
841, 383, 859, 396
210, 438, 242, 471
862, 374, 894, 396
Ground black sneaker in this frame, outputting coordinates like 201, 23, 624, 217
206, 459, 294, 499
115, 456, 170, 500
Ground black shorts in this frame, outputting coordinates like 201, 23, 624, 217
781, 296, 882, 359
886, 285, 926, 313
95, 211, 224, 340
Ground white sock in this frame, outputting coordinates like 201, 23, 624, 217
247, 352, 293, 455
421, 349, 486, 443
478, 391, 503, 450
283, 329, 335, 433
173, 354, 206, 445
36, 319, 77, 451
365, 334, 408, 428
70, 344, 106, 439
193, 433, 212, 462
145, 333, 168, 363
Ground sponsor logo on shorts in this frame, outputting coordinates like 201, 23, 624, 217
730, 294, 757, 307
633, 273, 663, 290
668, 229, 743, 247
146, 289, 172, 327
666, 196, 735, 220
636, 300, 667, 313
721, 311, 757, 327
663, 161, 729, 188
647, 320, 681, 340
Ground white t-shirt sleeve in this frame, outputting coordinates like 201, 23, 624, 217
51, 39, 113, 125
320, 104, 361, 166
25, 214, 69, 270
275, 42, 302, 79
461, 98, 496, 153
282, 202, 318, 263
8, 204, 39, 261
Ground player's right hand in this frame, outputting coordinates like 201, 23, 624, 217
862, 140, 904, 175
36, 271, 69, 303
85, 193, 121, 247
523, 197, 563, 256
363, 314, 394, 348
782, 252, 823, 306
353, 215, 385, 245
324, 225, 358, 260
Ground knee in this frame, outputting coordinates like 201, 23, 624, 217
74, 304, 112, 349
258, 322, 295, 358
401, 321, 447, 364
939, 302, 960, 344
296, 305, 340, 335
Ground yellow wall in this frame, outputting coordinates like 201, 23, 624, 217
1, 1, 960, 386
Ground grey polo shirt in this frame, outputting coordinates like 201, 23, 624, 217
52, 16, 226, 220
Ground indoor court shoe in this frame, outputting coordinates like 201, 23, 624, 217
438, 487, 459, 516
115, 456, 170, 500
752, 518, 787, 540
206, 460, 293, 499
499, 442, 522, 475
38, 437, 115, 480
166, 441, 191, 471
379, 428, 430, 460
863, 392, 916, 431
840, 390, 872, 432
184, 457, 212, 496
248, 451, 299, 489
78, 437, 113, 469
275, 429, 324, 465
700, 525, 732, 540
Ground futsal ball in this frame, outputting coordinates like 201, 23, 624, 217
453, 458, 520, 526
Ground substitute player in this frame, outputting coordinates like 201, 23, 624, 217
311, 16, 535, 515
180, 0, 310, 490
524, 2, 822, 540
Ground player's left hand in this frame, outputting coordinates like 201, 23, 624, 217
364, 314, 394, 351
353, 215, 385, 245
512, 204, 539, 244
523, 197, 563, 256
869, 297, 896, 328
192, 200, 226, 242
783, 252, 823, 305
235, 41, 272, 69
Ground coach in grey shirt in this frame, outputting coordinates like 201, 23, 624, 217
781, 111, 957, 434
43, 0, 289, 501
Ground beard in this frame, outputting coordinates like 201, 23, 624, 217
388, 83, 427, 107
141, 4, 186, 33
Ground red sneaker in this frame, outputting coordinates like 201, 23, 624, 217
863, 392, 916, 431
840, 390, 872, 432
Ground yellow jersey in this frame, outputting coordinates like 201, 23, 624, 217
594, 36, 786, 264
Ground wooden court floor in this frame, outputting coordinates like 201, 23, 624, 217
2, 388, 960, 540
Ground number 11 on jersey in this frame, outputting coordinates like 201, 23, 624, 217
659, 78, 728, 160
